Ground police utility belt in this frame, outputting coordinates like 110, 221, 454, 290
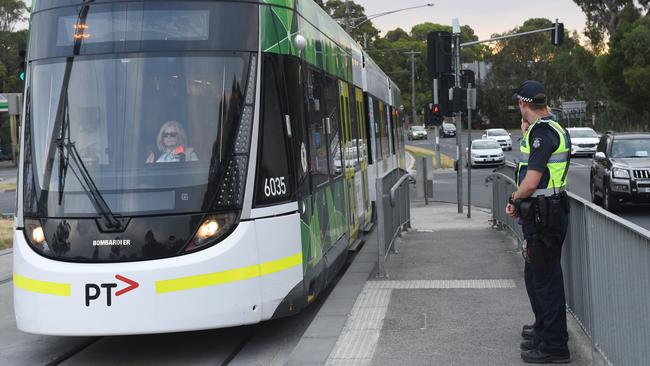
515, 190, 570, 228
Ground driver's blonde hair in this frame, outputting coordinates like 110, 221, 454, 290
156, 121, 189, 152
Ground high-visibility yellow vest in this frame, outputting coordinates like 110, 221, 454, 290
517, 118, 570, 196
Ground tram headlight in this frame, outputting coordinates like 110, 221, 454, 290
31, 226, 46, 244
24, 219, 50, 253
185, 213, 238, 252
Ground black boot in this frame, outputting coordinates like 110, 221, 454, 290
520, 339, 538, 351
521, 327, 535, 340
521, 348, 570, 364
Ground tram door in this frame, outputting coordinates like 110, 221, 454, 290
339, 80, 359, 242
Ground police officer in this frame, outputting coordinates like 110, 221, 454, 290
506, 80, 571, 363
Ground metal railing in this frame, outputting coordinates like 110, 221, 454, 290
488, 171, 650, 365
487, 172, 524, 246
376, 168, 415, 277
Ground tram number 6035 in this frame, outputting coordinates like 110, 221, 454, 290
264, 177, 287, 198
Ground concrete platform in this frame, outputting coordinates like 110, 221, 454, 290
291, 202, 602, 366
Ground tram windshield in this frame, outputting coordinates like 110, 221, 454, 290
23, 2, 258, 217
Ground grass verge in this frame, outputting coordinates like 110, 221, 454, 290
0, 219, 13, 251
0, 182, 17, 191
405, 145, 455, 169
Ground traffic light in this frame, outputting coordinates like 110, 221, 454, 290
439, 74, 454, 117
18, 49, 26, 81
427, 31, 452, 76
551, 22, 564, 46
429, 104, 442, 126
460, 69, 475, 88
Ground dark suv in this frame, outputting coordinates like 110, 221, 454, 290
590, 132, 650, 212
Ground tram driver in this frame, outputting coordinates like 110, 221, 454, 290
146, 121, 199, 163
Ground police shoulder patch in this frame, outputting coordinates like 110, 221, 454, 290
532, 137, 542, 149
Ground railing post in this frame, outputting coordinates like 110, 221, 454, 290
422, 157, 428, 205
376, 175, 386, 278
583, 206, 597, 362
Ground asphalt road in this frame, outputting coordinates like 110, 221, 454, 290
408, 128, 650, 230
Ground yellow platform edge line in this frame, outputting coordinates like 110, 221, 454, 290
13, 273, 71, 297
156, 253, 303, 294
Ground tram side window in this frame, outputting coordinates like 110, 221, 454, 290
348, 85, 361, 172
323, 76, 343, 178
389, 107, 396, 155
372, 97, 382, 161
306, 68, 329, 187
379, 101, 389, 160
255, 58, 292, 206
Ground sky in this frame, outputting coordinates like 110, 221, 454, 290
20, 0, 588, 41
353, 0, 588, 41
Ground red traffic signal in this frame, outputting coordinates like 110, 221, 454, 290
433, 105, 440, 114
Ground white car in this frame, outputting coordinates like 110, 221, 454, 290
482, 128, 513, 151
468, 139, 505, 167
567, 127, 599, 156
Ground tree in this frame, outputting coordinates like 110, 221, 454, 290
482, 18, 601, 126
0, 0, 28, 32
320, 0, 380, 46
0, 29, 27, 92
597, 15, 650, 114
384, 28, 410, 42
572, 0, 650, 49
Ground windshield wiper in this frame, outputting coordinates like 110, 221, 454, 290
40, 1, 125, 231
56, 93, 124, 231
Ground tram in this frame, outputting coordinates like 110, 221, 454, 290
14, 0, 405, 335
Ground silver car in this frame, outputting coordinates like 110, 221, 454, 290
468, 139, 505, 167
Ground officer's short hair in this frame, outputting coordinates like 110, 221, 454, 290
525, 94, 548, 111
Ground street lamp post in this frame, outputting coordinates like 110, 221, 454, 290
337, 3, 434, 47
348, 3, 434, 30
403, 51, 421, 126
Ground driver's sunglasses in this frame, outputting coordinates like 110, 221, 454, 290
163, 132, 178, 138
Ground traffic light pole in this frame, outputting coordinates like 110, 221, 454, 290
433, 78, 441, 169
460, 21, 560, 47
453, 29, 463, 214
466, 84, 472, 218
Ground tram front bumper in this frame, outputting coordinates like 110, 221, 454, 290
13, 214, 303, 336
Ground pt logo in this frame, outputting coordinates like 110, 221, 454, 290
85, 275, 139, 307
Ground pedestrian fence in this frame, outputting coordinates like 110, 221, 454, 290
488, 171, 650, 366
375, 168, 415, 277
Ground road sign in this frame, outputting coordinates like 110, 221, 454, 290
0, 95, 7, 113
562, 101, 586, 118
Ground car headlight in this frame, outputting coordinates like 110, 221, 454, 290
184, 212, 238, 252
612, 167, 630, 179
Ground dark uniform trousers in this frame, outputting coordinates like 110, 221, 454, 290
522, 209, 569, 353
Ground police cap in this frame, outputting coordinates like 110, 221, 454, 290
512, 80, 547, 105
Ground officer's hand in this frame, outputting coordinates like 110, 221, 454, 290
506, 203, 517, 218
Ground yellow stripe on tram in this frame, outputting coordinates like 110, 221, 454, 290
156, 253, 303, 294
13, 273, 71, 297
